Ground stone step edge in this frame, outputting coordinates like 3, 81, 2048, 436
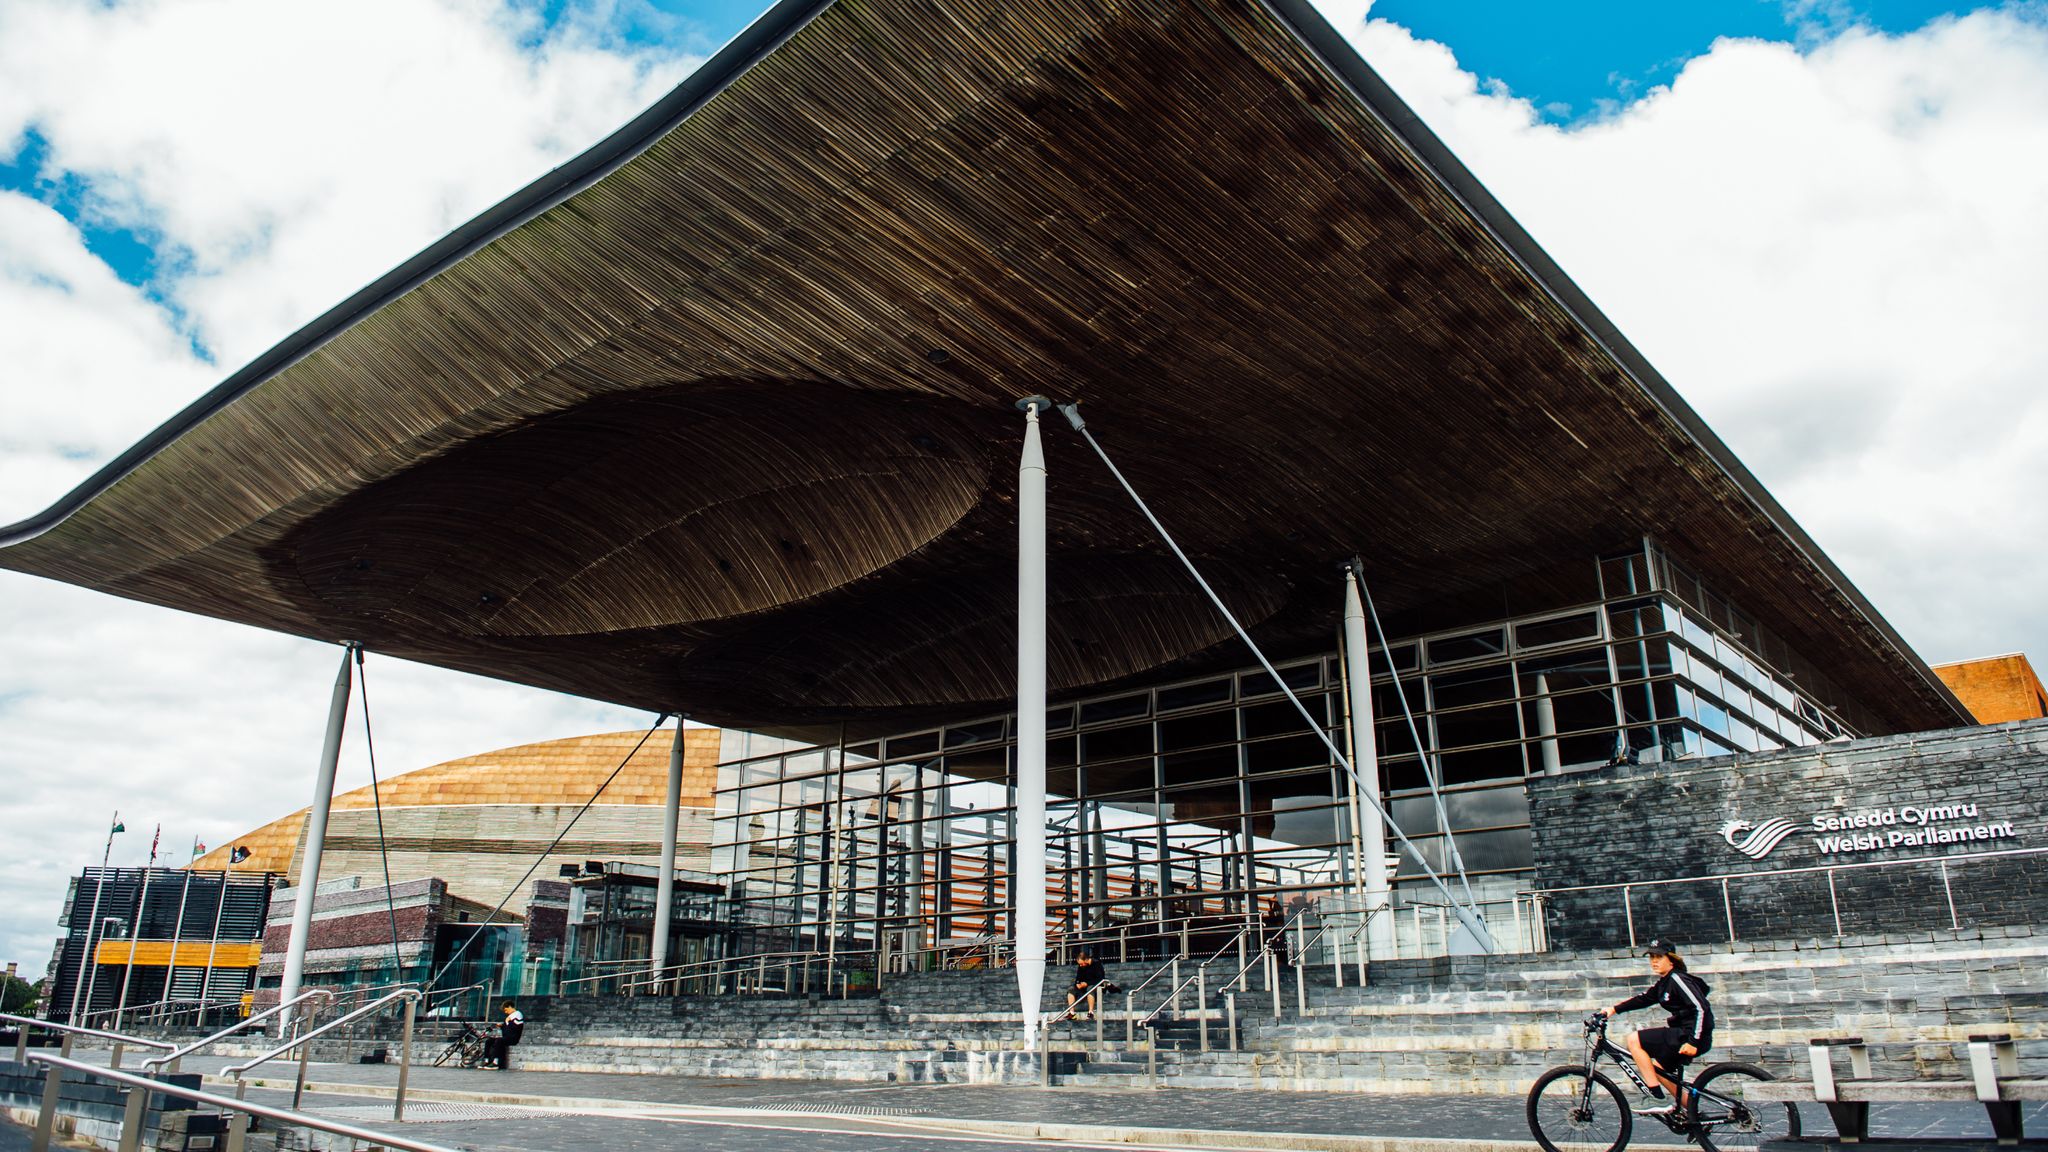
222, 1074, 1541, 1147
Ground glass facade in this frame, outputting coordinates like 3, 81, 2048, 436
712, 540, 1859, 960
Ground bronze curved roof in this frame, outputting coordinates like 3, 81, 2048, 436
193, 729, 720, 876
0, 0, 1966, 734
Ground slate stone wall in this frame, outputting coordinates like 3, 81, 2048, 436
1529, 718, 2048, 951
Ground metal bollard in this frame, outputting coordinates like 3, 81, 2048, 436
116, 1066, 151, 1152
1125, 991, 1136, 1044
1295, 952, 1307, 1017
1170, 959, 1181, 1014
1225, 993, 1238, 1052
14, 1025, 26, 1063
110, 1041, 124, 1070
33, 1034, 74, 1152
1269, 952, 1281, 1020
1196, 969, 1209, 1052
293, 1024, 313, 1110
224, 1081, 251, 1152
394, 995, 416, 1122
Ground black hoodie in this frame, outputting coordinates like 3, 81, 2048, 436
1615, 971, 1713, 1050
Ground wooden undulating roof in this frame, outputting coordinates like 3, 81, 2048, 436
0, 0, 1965, 734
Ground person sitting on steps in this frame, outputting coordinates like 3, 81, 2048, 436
1067, 950, 1105, 1021
479, 999, 525, 1070
1600, 938, 1713, 1116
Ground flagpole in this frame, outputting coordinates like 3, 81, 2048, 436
161, 852, 195, 1016
67, 812, 122, 1023
115, 824, 160, 1027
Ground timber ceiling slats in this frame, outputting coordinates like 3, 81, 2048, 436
0, 0, 1961, 734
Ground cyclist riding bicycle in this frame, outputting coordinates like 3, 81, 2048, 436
1599, 938, 1713, 1115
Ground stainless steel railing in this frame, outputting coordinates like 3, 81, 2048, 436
25, 1051, 459, 1152
2, 1013, 177, 1070
219, 986, 420, 1150
140, 989, 334, 1073
1524, 843, 2048, 946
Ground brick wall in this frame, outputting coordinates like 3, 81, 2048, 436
1529, 719, 2048, 950
1935, 654, 2048, 724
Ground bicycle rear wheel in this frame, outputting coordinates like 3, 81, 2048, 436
1689, 1062, 1798, 1152
1528, 1065, 1632, 1152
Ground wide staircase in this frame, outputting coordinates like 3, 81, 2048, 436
493, 926, 2048, 1093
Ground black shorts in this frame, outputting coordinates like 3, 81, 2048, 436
1638, 1027, 1702, 1072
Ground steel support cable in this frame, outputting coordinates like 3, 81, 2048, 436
351, 646, 406, 983
424, 712, 672, 993
1353, 564, 1479, 909
1054, 403, 1495, 948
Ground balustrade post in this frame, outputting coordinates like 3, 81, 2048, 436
223, 1081, 249, 1152
33, 1034, 74, 1152
393, 995, 415, 1122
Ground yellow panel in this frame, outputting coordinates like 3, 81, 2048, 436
93, 940, 262, 967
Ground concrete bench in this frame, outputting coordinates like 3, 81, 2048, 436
1744, 1034, 2044, 1144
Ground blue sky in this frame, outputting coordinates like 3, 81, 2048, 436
0, 0, 1977, 307
0, 0, 1978, 308
3, 0, 2045, 968
1373, 0, 1971, 121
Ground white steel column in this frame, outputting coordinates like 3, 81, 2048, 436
1015, 397, 1050, 1042
650, 720, 687, 986
1342, 568, 1395, 959
279, 644, 354, 1023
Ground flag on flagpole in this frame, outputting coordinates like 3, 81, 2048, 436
148, 824, 161, 866
111, 817, 125, 834
192, 838, 207, 858
229, 846, 251, 864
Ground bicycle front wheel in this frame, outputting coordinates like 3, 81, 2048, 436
1528, 1065, 1632, 1152
1689, 1062, 1799, 1152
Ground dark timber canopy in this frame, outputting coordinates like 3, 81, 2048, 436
0, 0, 1967, 735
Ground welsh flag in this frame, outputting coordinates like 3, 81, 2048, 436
110, 818, 125, 834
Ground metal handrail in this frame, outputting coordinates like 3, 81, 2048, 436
1137, 902, 1314, 1029
25, 1052, 458, 1152
222, 989, 417, 1079
117, 997, 249, 1027
422, 981, 489, 1010
1524, 842, 2048, 894
141, 989, 333, 1072
622, 947, 882, 997
562, 947, 818, 993
0, 1013, 177, 1053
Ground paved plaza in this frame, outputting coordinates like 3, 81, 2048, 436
18, 1052, 2031, 1152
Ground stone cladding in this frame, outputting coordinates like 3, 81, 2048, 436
1529, 719, 2048, 951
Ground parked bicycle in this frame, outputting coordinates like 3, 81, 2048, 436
1527, 1014, 1798, 1152
432, 1021, 485, 1069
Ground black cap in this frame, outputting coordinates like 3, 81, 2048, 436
1644, 938, 1679, 957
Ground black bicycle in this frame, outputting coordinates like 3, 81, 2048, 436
1527, 1014, 1798, 1152
432, 1021, 485, 1068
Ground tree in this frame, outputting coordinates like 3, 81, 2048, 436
0, 973, 38, 1014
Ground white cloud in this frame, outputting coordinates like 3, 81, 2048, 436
0, 0, 697, 969
1330, 4, 2048, 665
1, 0, 2045, 972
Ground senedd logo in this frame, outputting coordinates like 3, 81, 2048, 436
1719, 817, 1799, 860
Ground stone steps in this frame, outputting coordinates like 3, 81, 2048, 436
452, 931, 2048, 1094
